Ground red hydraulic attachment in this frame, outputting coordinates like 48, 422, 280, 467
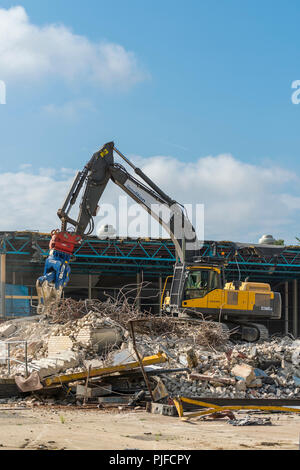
49, 229, 82, 255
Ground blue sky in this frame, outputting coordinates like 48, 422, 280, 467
0, 1, 300, 243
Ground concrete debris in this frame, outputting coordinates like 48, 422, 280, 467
152, 377, 169, 402
0, 323, 16, 339
15, 371, 43, 393
189, 373, 236, 386
25, 350, 80, 380
148, 402, 177, 416
231, 363, 256, 385
0, 298, 300, 409
76, 384, 112, 398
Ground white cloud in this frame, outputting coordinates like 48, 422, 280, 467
0, 6, 147, 89
19, 163, 32, 170
0, 154, 299, 244
43, 100, 95, 121
0, 170, 74, 232
134, 153, 299, 243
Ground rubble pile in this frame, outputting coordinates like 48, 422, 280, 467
153, 336, 300, 399
0, 298, 300, 404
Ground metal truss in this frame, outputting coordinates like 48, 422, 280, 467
1, 232, 300, 281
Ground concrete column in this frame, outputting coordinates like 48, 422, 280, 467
293, 279, 298, 338
0, 254, 6, 318
285, 281, 289, 336
159, 275, 162, 314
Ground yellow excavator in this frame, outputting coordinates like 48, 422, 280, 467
161, 255, 282, 341
37, 141, 282, 342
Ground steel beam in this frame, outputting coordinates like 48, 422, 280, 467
88, 274, 92, 300
159, 275, 162, 314
285, 281, 289, 336
136, 271, 141, 309
293, 279, 298, 338
0, 254, 6, 318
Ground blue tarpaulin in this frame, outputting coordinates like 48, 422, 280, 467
5, 284, 31, 317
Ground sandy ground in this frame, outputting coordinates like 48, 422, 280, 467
0, 405, 299, 451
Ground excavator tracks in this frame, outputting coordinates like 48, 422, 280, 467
175, 311, 269, 343
247, 323, 269, 342
230, 321, 269, 343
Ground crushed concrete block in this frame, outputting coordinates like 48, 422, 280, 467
0, 343, 6, 365
112, 349, 134, 366
235, 380, 247, 392
49, 351, 79, 369
0, 324, 16, 338
48, 336, 73, 355
231, 363, 256, 385
247, 378, 263, 388
254, 368, 268, 378
149, 402, 177, 416
83, 359, 104, 369
293, 376, 300, 386
152, 377, 169, 401
28, 351, 80, 379
179, 349, 198, 368
185, 349, 198, 368
76, 384, 112, 398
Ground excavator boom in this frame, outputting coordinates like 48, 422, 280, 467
37, 142, 200, 313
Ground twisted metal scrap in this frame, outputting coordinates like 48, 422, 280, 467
45, 296, 230, 350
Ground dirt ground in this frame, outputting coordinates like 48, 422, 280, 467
0, 405, 299, 450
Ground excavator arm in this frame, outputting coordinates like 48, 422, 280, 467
36, 142, 200, 313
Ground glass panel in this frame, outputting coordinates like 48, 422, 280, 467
184, 269, 219, 299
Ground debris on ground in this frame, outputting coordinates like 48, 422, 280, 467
0, 296, 300, 416
228, 417, 272, 426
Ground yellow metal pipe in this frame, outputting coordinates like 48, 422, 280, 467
176, 396, 300, 419
5, 296, 38, 300
44, 352, 167, 387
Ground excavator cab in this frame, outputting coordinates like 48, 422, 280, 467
161, 264, 223, 312
184, 267, 221, 300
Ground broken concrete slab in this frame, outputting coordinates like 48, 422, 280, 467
178, 349, 198, 369
231, 363, 256, 385
48, 336, 73, 355
235, 380, 247, 392
76, 384, 112, 398
152, 377, 169, 402
0, 324, 16, 339
247, 378, 263, 388
15, 371, 43, 393
148, 402, 177, 416
28, 351, 80, 379
111, 349, 135, 366
83, 359, 104, 369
